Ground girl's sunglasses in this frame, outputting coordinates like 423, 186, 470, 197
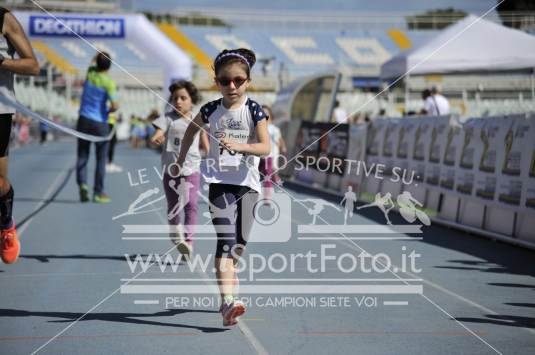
216, 76, 248, 87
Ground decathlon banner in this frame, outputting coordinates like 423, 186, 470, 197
13, 11, 192, 81
29, 15, 125, 38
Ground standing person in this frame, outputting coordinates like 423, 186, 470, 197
0, 7, 39, 264
259, 104, 286, 194
151, 80, 207, 258
76, 51, 118, 203
424, 86, 450, 116
39, 121, 49, 144
331, 100, 348, 124
176, 48, 270, 326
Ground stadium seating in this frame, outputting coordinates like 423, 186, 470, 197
176, 25, 437, 80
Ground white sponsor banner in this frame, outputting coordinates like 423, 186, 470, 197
366, 118, 387, 168
408, 117, 433, 185
456, 117, 484, 197
439, 116, 463, 193
521, 113, 535, 212
393, 117, 417, 175
380, 118, 401, 176
425, 116, 450, 189
496, 114, 530, 208
474, 116, 504, 202
341, 124, 367, 195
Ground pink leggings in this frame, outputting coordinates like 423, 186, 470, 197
163, 172, 200, 241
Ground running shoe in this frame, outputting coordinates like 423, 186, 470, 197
176, 240, 192, 260
1, 222, 20, 264
169, 225, 185, 245
93, 193, 111, 204
79, 184, 89, 202
221, 299, 246, 326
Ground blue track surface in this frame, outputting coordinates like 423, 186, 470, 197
1, 140, 534, 355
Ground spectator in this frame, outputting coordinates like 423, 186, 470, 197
331, 100, 348, 124
76, 51, 118, 204
424, 86, 450, 116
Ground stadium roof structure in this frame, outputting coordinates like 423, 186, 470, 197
380, 14, 535, 79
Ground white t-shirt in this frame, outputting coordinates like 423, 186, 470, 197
200, 97, 267, 193
333, 107, 348, 124
153, 111, 201, 176
424, 94, 450, 116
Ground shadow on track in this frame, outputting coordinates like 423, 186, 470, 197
0, 308, 227, 333
454, 314, 535, 330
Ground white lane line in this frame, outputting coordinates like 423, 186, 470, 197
287, 198, 503, 355
151, 203, 270, 355
402, 268, 535, 336
383, 301, 409, 306
31, 244, 179, 354
238, 321, 270, 355
134, 300, 159, 305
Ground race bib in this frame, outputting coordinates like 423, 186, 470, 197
217, 129, 248, 167
219, 146, 243, 167
166, 126, 181, 153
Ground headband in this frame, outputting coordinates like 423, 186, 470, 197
216, 52, 250, 68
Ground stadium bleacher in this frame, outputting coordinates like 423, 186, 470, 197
7, 9, 534, 129
177, 25, 438, 80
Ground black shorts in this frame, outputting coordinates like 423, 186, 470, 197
0, 114, 13, 157
209, 183, 257, 258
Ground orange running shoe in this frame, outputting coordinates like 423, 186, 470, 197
221, 299, 246, 326
1, 222, 20, 264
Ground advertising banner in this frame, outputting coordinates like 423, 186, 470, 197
496, 114, 530, 207
474, 116, 504, 202
439, 116, 463, 193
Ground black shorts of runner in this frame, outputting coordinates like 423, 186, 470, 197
209, 183, 257, 258
0, 114, 13, 158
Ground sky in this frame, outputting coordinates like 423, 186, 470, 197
120, 0, 500, 16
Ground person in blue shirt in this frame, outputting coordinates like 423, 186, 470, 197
76, 51, 118, 203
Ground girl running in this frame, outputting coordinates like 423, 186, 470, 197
151, 80, 208, 258
176, 48, 270, 326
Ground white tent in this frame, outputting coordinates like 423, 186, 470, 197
381, 14, 535, 79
